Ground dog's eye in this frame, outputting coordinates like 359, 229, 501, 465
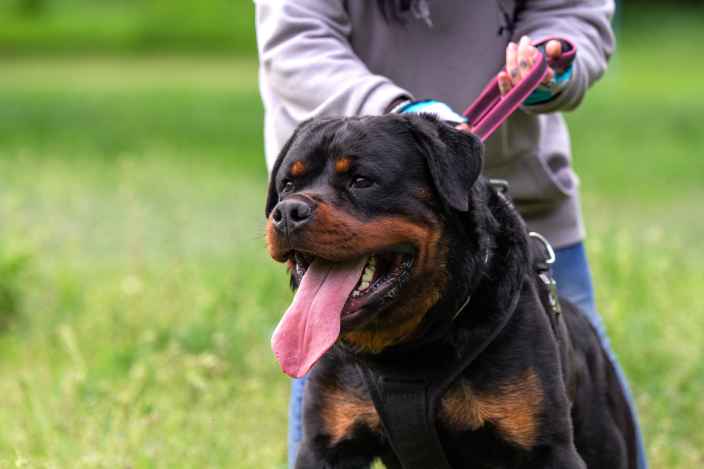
350, 177, 373, 189
281, 180, 295, 193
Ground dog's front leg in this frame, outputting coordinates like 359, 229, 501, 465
525, 444, 587, 469
294, 443, 327, 469
294, 441, 376, 469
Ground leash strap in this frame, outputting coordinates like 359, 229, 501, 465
463, 37, 576, 143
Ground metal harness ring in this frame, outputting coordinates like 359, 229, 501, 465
528, 231, 556, 265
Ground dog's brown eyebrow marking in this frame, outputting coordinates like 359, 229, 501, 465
335, 156, 352, 174
290, 160, 306, 177
440, 368, 544, 449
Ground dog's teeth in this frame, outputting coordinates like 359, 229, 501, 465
361, 257, 376, 282
352, 258, 376, 298
362, 267, 374, 284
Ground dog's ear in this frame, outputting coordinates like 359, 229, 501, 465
408, 114, 484, 212
265, 121, 309, 218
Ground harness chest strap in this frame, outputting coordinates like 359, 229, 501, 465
357, 367, 451, 469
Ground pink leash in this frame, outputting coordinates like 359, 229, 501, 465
463, 37, 576, 143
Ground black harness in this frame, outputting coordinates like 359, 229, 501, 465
354, 228, 563, 469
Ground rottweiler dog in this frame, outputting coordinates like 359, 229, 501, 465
265, 114, 637, 469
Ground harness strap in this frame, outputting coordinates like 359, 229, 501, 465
357, 369, 451, 469
528, 232, 562, 337
528, 232, 571, 385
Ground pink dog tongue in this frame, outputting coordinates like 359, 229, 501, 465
271, 257, 368, 378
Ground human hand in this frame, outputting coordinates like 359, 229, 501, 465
497, 36, 566, 96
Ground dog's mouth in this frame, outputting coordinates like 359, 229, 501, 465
292, 247, 415, 324
271, 246, 415, 379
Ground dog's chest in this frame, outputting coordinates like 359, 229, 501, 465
318, 369, 544, 451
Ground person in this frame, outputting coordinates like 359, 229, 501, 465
255, 1, 648, 468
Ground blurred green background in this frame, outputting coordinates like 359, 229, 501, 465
0, 1, 703, 468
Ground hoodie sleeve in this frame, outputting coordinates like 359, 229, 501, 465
255, 0, 411, 123
514, 0, 615, 113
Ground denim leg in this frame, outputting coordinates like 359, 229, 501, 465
553, 242, 648, 469
288, 377, 306, 468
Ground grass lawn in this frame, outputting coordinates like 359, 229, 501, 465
1, 14, 703, 469
0, 0, 256, 56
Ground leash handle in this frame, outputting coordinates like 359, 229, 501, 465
462, 37, 576, 143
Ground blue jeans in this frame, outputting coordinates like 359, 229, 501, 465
287, 242, 648, 468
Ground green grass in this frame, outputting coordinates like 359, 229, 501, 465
0, 12, 703, 469
0, 0, 256, 56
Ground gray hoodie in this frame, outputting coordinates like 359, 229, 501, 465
255, 0, 615, 248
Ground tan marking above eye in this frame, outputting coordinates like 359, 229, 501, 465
335, 157, 351, 174
290, 160, 305, 177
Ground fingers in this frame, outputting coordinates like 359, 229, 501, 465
545, 39, 565, 77
501, 37, 566, 95
506, 42, 519, 82
503, 40, 520, 96
517, 36, 534, 80
498, 70, 512, 96
546, 40, 562, 60
498, 36, 562, 95
503, 36, 537, 95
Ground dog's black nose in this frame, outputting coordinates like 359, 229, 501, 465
271, 199, 314, 233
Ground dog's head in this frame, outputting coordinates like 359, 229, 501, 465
266, 114, 502, 377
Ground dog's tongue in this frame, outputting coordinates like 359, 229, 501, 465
271, 256, 368, 378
